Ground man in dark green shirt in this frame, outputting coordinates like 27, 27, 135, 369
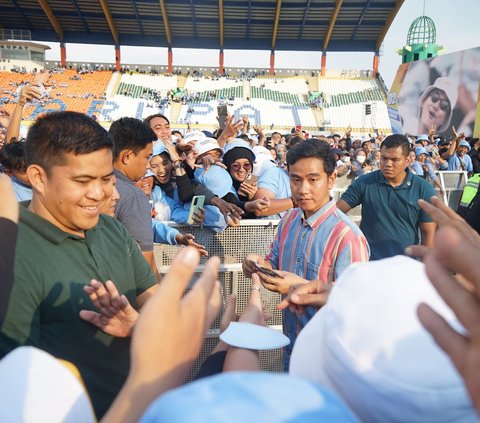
337, 134, 437, 260
0, 112, 157, 418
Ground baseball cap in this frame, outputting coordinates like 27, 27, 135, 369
290, 256, 475, 423
140, 372, 358, 423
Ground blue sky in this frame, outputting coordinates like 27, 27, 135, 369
41, 0, 480, 89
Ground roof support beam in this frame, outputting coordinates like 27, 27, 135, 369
99, 0, 119, 45
351, 0, 372, 39
159, 0, 172, 46
219, 0, 224, 48
246, 0, 252, 38
298, 0, 312, 39
189, 0, 198, 38
271, 0, 282, 49
12, 0, 33, 30
376, 0, 405, 50
322, 0, 343, 51
130, 0, 145, 36
37, 0, 64, 40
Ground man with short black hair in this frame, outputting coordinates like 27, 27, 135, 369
337, 134, 437, 260
109, 117, 160, 278
0, 111, 157, 418
244, 139, 369, 367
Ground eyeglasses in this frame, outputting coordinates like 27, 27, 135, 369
428, 91, 450, 112
231, 162, 252, 171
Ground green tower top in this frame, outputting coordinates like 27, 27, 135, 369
406, 15, 436, 45
398, 15, 443, 64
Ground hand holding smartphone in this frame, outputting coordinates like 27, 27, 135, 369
252, 261, 283, 278
187, 195, 205, 225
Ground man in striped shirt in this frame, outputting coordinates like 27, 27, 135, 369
243, 139, 369, 368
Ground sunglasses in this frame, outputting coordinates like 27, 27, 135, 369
428, 91, 450, 112
231, 162, 252, 171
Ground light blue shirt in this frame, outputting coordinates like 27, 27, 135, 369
447, 153, 473, 172
258, 166, 291, 219
152, 185, 227, 233
12, 177, 32, 202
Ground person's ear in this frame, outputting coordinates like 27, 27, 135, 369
26, 164, 47, 195
120, 149, 134, 165
328, 170, 337, 190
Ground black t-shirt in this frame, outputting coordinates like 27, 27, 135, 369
0, 217, 18, 325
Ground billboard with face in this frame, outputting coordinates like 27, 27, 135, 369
388, 46, 480, 138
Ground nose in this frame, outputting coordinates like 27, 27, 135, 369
86, 181, 106, 201
298, 179, 309, 195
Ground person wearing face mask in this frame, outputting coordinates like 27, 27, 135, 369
351, 149, 372, 177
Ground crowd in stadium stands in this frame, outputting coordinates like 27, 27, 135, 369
0, 72, 480, 422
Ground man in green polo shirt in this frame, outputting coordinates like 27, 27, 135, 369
0, 111, 157, 418
337, 134, 437, 260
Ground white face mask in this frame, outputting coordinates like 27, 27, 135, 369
357, 156, 366, 164
343, 157, 351, 163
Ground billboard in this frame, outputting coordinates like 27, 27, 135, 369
388, 46, 480, 138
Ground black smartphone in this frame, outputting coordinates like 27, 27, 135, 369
253, 262, 283, 278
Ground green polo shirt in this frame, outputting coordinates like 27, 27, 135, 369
0, 204, 157, 418
340, 169, 436, 260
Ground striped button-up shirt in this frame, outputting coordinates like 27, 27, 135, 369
266, 198, 369, 367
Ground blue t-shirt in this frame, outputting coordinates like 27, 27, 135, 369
258, 166, 291, 219
447, 153, 473, 172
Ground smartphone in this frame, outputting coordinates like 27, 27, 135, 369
217, 104, 228, 129
253, 262, 283, 278
244, 173, 258, 185
295, 125, 302, 132
187, 195, 205, 225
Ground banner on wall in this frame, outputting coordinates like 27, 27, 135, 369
388, 46, 480, 138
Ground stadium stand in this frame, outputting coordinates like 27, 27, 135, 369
318, 76, 391, 132
0, 69, 111, 120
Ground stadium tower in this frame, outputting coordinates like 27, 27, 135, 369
398, 15, 443, 64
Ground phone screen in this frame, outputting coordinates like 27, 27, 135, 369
217, 105, 228, 129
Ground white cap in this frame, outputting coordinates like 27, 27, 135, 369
419, 77, 459, 133
252, 146, 277, 176
182, 130, 206, 145
0, 347, 96, 423
290, 256, 475, 423
194, 137, 223, 157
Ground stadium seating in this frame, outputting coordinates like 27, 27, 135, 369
116, 73, 178, 98
99, 95, 171, 122
0, 70, 111, 119
318, 77, 390, 131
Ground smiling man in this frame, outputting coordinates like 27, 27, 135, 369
337, 134, 437, 260
0, 112, 158, 418
243, 139, 369, 367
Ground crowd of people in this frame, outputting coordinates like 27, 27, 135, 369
0, 73, 479, 422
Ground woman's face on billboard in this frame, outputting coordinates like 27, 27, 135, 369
419, 89, 450, 132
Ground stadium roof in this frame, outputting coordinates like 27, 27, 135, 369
0, 0, 404, 52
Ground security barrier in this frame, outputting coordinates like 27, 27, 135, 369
154, 220, 284, 378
